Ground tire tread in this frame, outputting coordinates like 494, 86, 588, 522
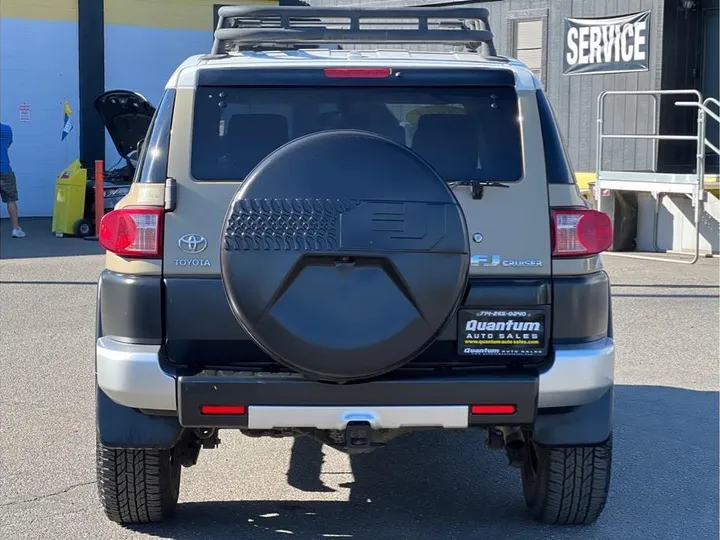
96, 440, 179, 525
524, 436, 612, 525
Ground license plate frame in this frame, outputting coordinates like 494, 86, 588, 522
457, 307, 550, 357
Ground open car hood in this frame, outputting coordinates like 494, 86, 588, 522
94, 90, 156, 160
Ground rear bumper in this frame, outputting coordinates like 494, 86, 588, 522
96, 337, 614, 448
96, 336, 614, 416
178, 375, 539, 428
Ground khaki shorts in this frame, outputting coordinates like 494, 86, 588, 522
0, 171, 18, 203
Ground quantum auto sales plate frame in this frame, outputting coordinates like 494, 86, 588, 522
457, 307, 550, 357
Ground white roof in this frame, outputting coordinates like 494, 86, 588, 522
165, 49, 540, 91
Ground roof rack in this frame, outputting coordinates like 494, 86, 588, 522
210, 5, 497, 57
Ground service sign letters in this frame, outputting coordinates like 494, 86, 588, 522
563, 11, 651, 75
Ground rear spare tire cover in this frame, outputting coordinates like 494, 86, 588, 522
221, 130, 469, 382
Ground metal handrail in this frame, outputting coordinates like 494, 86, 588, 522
702, 97, 719, 123
595, 90, 706, 265
676, 98, 720, 156
596, 90, 701, 173
600, 134, 697, 141
704, 98, 720, 155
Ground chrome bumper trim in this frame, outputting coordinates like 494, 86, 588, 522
538, 338, 615, 408
96, 337, 176, 411
247, 405, 469, 430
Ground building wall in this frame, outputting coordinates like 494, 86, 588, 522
0, 1, 80, 218
103, 0, 277, 166
1, 0, 707, 217
297, 0, 667, 178
540, 0, 663, 176
658, 0, 719, 174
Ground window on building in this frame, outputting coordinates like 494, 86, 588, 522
513, 19, 544, 82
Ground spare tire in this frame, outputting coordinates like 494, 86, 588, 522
220, 130, 469, 382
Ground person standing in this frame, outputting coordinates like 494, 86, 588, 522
0, 122, 25, 238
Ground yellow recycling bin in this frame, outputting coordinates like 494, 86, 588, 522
52, 160, 90, 237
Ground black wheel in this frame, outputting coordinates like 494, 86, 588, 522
521, 435, 612, 525
73, 219, 92, 238
96, 438, 181, 525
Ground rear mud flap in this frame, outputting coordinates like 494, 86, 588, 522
96, 386, 183, 450
533, 387, 614, 447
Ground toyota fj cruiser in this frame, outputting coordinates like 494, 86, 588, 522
95, 6, 615, 527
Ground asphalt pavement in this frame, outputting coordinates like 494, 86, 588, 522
1, 218, 718, 539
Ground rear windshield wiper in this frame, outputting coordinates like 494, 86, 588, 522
447, 179, 510, 199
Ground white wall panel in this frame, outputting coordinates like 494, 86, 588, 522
0, 18, 79, 217
104, 25, 212, 166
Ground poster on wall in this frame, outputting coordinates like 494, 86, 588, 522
563, 11, 651, 75
19, 103, 31, 123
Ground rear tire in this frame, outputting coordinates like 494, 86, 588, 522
521, 435, 612, 525
96, 438, 181, 525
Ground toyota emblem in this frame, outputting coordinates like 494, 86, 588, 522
178, 233, 208, 254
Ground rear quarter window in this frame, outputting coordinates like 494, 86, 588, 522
190, 85, 524, 183
536, 90, 576, 184
135, 89, 176, 184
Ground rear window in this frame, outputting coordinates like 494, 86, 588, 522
190, 86, 524, 182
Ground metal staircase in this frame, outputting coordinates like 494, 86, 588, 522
595, 90, 719, 264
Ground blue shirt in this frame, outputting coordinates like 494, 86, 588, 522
0, 123, 12, 173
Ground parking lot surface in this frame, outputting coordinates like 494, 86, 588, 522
1, 218, 718, 539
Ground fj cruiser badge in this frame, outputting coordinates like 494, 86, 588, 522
471, 254, 543, 267
471, 254, 500, 266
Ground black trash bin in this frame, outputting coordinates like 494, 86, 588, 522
591, 185, 638, 252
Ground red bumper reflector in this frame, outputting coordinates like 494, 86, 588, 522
471, 404, 516, 415
200, 405, 246, 415
324, 67, 392, 78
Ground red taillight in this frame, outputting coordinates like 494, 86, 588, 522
470, 404, 517, 415
200, 405, 246, 415
551, 209, 613, 257
99, 207, 163, 258
324, 67, 392, 79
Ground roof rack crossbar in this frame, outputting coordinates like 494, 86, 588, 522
211, 6, 497, 57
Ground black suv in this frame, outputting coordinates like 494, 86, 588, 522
94, 6, 615, 527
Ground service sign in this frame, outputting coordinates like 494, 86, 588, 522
563, 11, 651, 75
